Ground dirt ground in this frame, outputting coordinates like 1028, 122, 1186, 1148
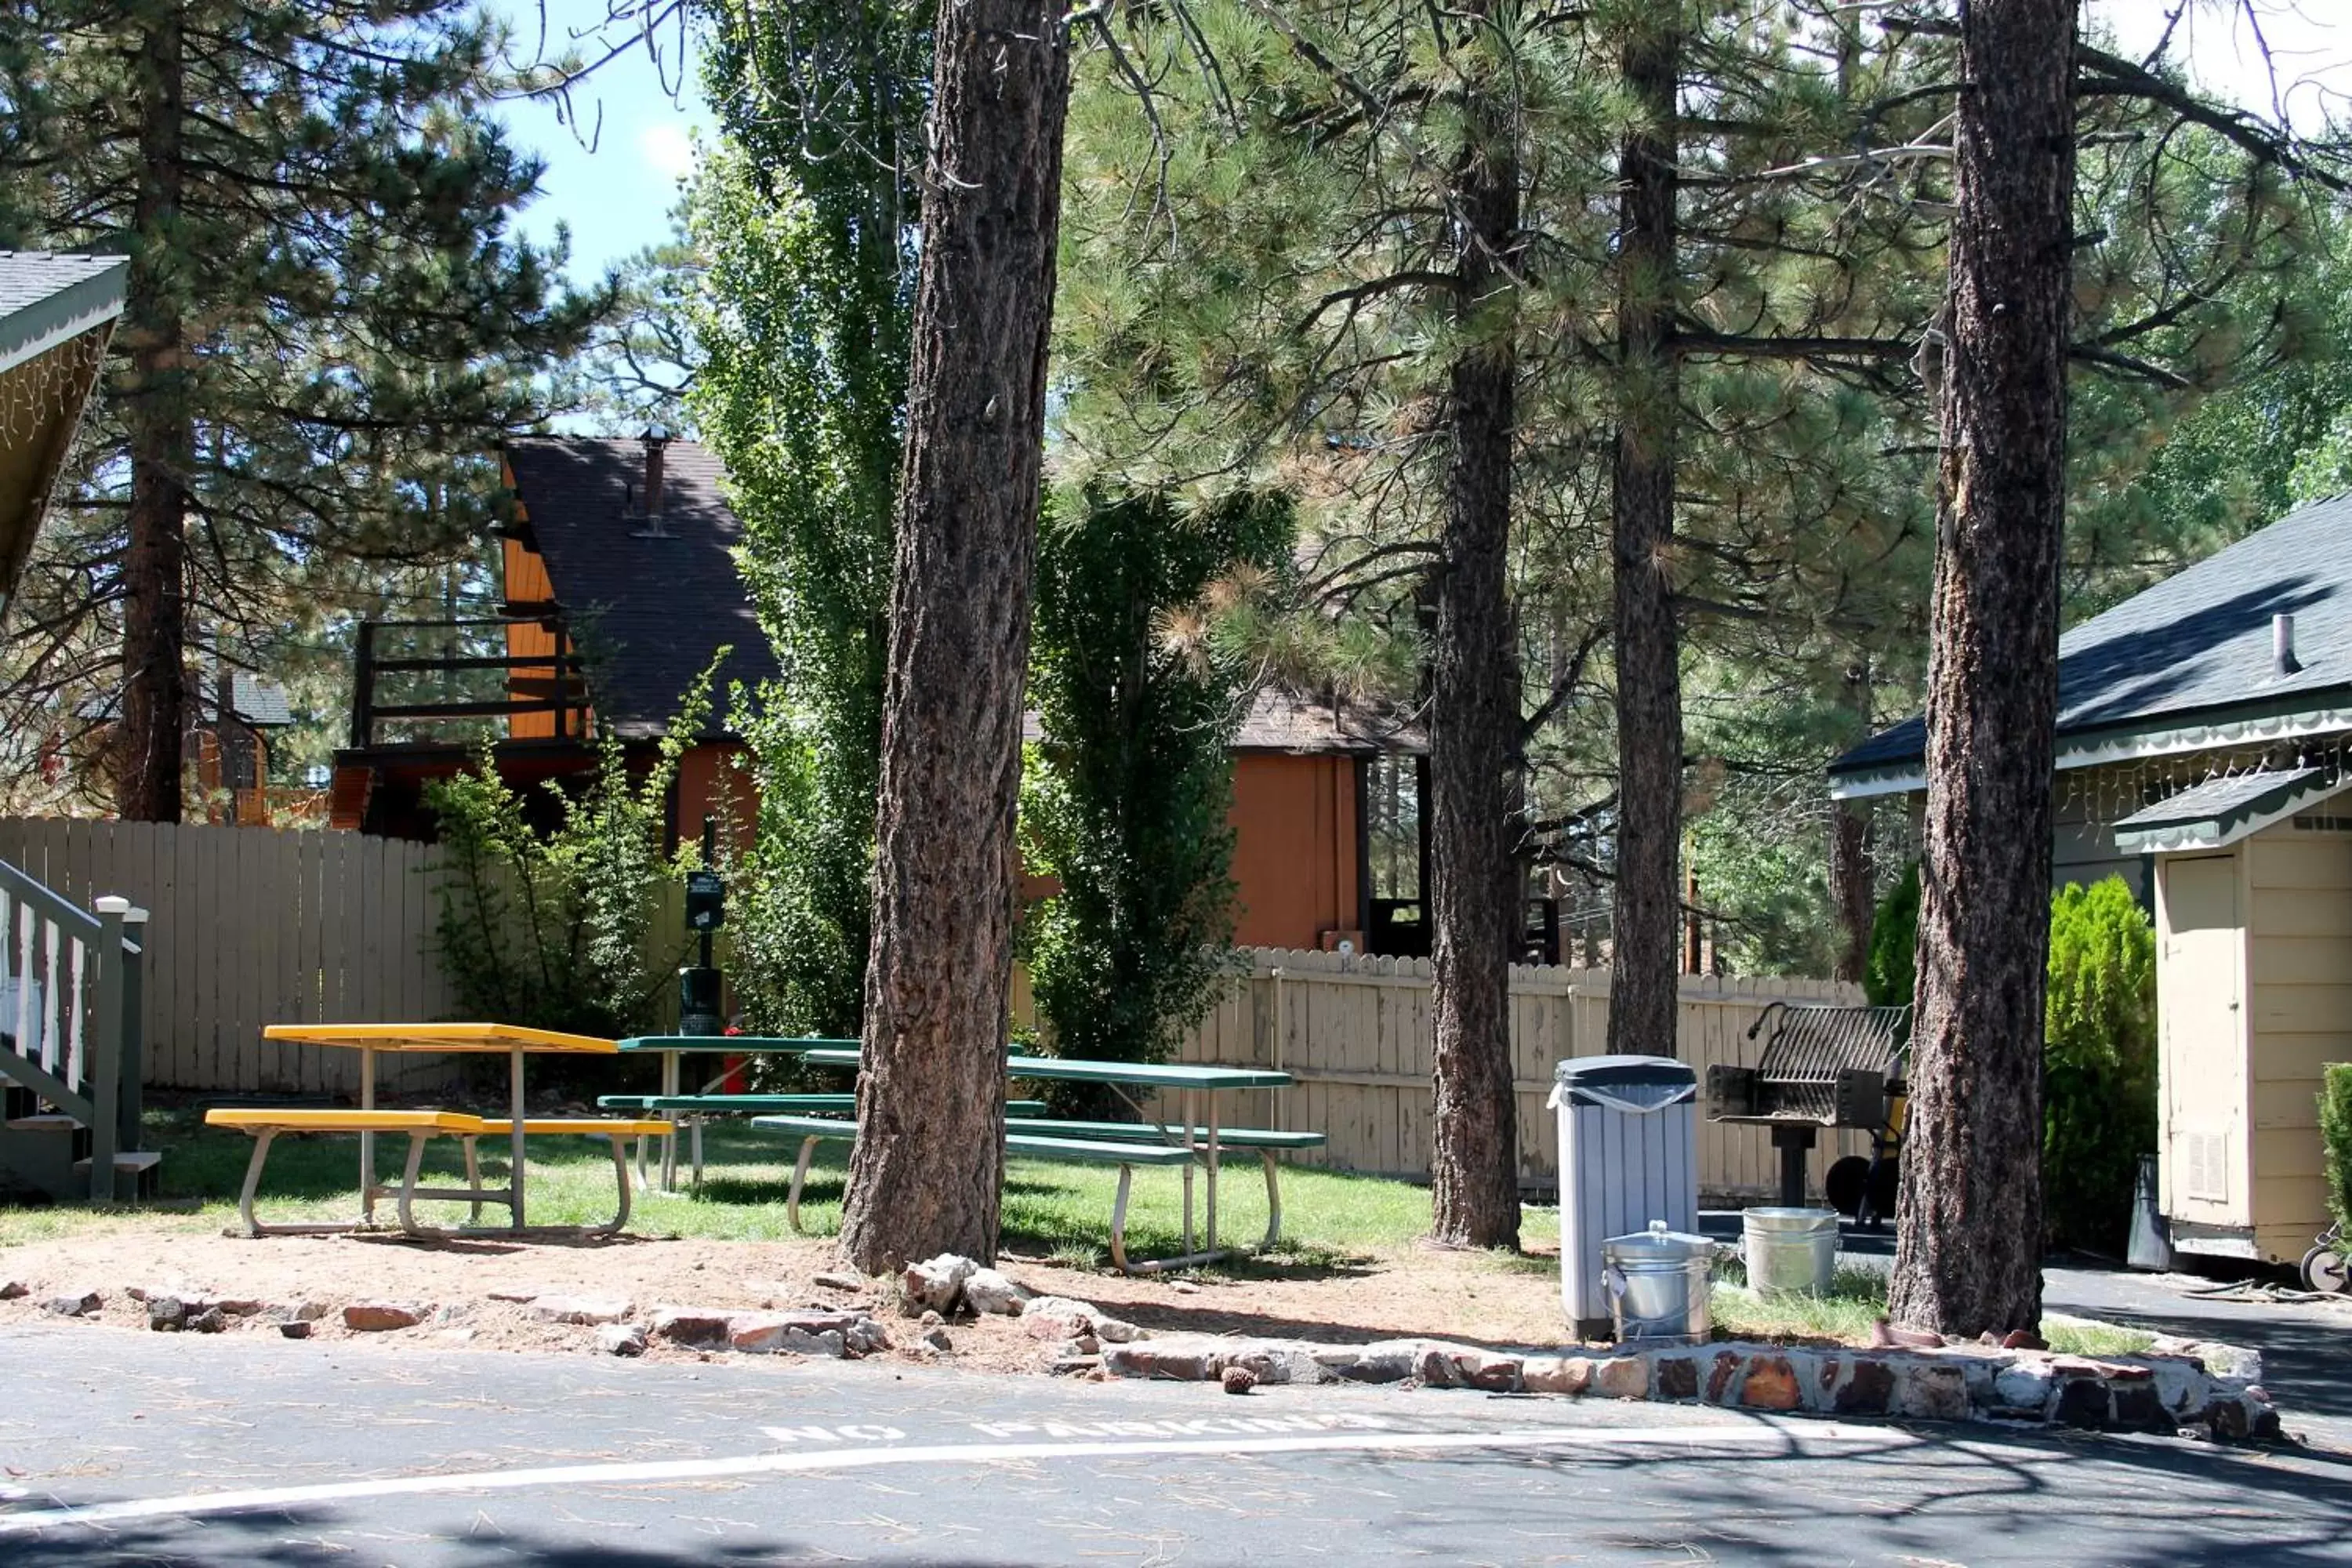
0, 1225, 1579, 1372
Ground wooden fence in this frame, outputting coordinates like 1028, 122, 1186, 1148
1145, 949, 1869, 1203
0, 818, 462, 1097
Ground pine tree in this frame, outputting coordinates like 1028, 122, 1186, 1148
0, 0, 603, 818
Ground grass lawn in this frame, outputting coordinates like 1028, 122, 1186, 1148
0, 1106, 1450, 1268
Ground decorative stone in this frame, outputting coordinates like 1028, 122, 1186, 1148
1222, 1365, 1258, 1395
1338, 1342, 1421, 1385
1050, 1353, 1102, 1376
2111, 1382, 2169, 1432
1740, 1356, 1802, 1412
901, 1254, 978, 1315
42, 1287, 102, 1318
267, 1299, 333, 1325
187, 1307, 226, 1334
960, 1268, 1028, 1316
1901, 1363, 1971, 1423
1021, 1296, 1098, 1337
1835, 1359, 1896, 1416
1993, 1363, 2055, 1416
147, 1295, 186, 1332
1092, 1316, 1145, 1344
343, 1300, 426, 1332
1710, 1351, 1748, 1404
1414, 1347, 1459, 1388
2055, 1377, 2113, 1428
199, 1298, 266, 1318
1522, 1357, 1592, 1396
486, 1288, 539, 1304
597, 1323, 648, 1357
531, 1295, 632, 1327
0, 1279, 27, 1300
1594, 1357, 1650, 1400
1653, 1355, 1699, 1402
650, 1306, 735, 1346
844, 1317, 891, 1356
278, 1320, 313, 1341
811, 1271, 865, 1293
922, 1324, 953, 1352
2205, 1396, 2250, 1442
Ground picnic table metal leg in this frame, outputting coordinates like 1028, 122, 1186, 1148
394, 1131, 433, 1236
1204, 1093, 1221, 1253
786, 1136, 819, 1232
594, 1132, 633, 1236
1107, 1163, 1135, 1274
507, 1047, 528, 1229
234, 1130, 275, 1238
1258, 1150, 1282, 1249
358, 1045, 376, 1225
462, 1137, 483, 1224
1179, 1089, 1196, 1255
690, 1116, 705, 1189
660, 1049, 681, 1191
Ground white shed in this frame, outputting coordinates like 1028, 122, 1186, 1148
2117, 768, 2350, 1265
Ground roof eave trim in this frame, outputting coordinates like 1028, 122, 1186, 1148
0, 260, 128, 377
1831, 693, 2352, 800
2115, 775, 2345, 855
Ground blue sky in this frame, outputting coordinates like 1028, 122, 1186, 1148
487, 0, 710, 288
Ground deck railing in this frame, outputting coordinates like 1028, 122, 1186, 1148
348, 616, 590, 749
0, 857, 146, 1200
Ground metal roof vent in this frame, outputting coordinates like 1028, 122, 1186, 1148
2275, 612, 2301, 677
631, 425, 673, 539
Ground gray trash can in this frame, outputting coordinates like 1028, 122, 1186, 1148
1550, 1054, 1699, 1338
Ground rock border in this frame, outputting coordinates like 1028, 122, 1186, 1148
1097, 1330, 2281, 1440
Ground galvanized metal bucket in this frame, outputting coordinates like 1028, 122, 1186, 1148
1600, 1220, 1714, 1346
1743, 1207, 1840, 1296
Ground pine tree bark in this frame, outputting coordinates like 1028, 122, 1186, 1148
116, 8, 190, 822
1831, 662, 1875, 985
839, 0, 1069, 1273
1606, 15, 1682, 1060
1427, 2, 1521, 1250
1888, 0, 2075, 1338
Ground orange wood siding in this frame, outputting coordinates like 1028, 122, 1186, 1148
1228, 753, 1360, 950
676, 741, 757, 853
501, 536, 572, 738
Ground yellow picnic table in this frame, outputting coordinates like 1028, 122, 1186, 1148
260, 1022, 617, 1230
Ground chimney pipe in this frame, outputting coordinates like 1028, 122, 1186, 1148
641, 424, 670, 519
2275, 612, 2301, 676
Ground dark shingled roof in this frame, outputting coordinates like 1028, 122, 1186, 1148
1022, 688, 1423, 756
1834, 491, 2352, 777
503, 437, 779, 740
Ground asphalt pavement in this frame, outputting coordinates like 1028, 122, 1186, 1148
4, 1319, 2350, 1566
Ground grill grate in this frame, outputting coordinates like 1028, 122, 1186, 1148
1728, 1002, 1909, 1127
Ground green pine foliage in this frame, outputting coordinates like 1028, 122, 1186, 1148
2321, 1064, 2352, 1239
424, 670, 713, 1039
1023, 488, 1294, 1079
2042, 878, 2158, 1254
1864, 862, 1921, 1010
0, 0, 605, 799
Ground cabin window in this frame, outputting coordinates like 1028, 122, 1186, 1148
1363, 753, 1428, 957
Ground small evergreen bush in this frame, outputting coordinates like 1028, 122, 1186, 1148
2321, 1063, 2352, 1236
1864, 862, 1920, 1009
2042, 877, 2158, 1253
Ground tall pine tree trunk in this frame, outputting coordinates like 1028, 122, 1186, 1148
1427, 1, 1521, 1249
1888, 0, 2075, 1338
839, 0, 1069, 1273
117, 7, 189, 822
1831, 661, 1875, 985
1606, 14, 1682, 1058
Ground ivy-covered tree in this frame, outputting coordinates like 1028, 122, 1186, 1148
1023, 488, 1292, 1087
0, 0, 605, 819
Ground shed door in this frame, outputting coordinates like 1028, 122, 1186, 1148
2160, 855, 2245, 1224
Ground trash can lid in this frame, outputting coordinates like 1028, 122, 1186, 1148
1602, 1219, 1715, 1259
1550, 1054, 1697, 1111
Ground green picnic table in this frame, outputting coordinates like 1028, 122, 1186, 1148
797, 1047, 1297, 1264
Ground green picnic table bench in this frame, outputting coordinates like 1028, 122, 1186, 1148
750, 1113, 1200, 1272
597, 1092, 1049, 1189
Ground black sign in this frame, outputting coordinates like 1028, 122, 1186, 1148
685, 869, 726, 931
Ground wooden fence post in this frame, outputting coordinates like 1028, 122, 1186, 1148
85, 895, 128, 1202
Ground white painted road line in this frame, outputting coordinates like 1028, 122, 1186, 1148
0, 1421, 1912, 1536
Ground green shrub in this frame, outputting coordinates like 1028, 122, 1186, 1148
1864, 861, 1920, 1009
2042, 877, 2158, 1253
2321, 1064, 2352, 1236
426, 670, 713, 1040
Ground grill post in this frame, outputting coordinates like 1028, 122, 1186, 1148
1771, 1124, 1814, 1207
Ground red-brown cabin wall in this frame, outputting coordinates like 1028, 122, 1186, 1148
1228, 752, 1361, 951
